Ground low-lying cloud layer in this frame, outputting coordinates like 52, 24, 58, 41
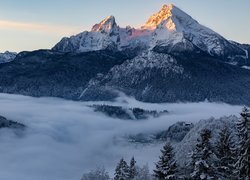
0, 93, 243, 180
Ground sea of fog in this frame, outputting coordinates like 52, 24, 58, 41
0, 93, 243, 180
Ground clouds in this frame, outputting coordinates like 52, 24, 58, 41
0, 19, 80, 35
0, 19, 83, 52
0, 93, 243, 180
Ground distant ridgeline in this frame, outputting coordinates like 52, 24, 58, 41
0, 4, 250, 105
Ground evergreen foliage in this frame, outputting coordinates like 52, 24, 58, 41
235, 107, 250, 179
154, 143, 177, 180
129, 157, 137, 179
114, 158, 130, 180
190, 129, 217, 179
215, 125, 237, 179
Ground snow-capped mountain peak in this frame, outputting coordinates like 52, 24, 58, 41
142, 4, 175, 30
53, 4, 248, 60
142, 4, 194, 31
91, 15, 119, 34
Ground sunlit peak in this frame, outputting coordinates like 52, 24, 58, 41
91, 15, 117, 33
142, 4, 175, 30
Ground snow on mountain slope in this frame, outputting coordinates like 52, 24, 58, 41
53, 4, 247, 60
53, 16, 151, 53
144, 4, 246, 58
175, 115, 239, 168
79, 51, 185, 100
0, 51, 17, 63
52, 16, 119, 53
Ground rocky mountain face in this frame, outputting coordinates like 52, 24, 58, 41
0, 4, 250, 105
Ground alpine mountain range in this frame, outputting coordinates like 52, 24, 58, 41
1, 4, 250, 105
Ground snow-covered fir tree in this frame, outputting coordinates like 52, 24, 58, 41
235, 107, 250, 179
129, 157, 137, 179
215, 124, 237, 179
114, 158, 130, 180
190, 129, 217, 179
154, 143, 177, 180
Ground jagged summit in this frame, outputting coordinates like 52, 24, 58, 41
142, 4, 175, 30
53, 4, 247, 59
141, 4, 194, 31
91, 15, 118, 34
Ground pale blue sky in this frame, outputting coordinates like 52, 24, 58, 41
0, 0, 249, 52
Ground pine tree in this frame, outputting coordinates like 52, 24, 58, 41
154, 143, 177, 180
235, 107, 250, 179
215, 125, 237, 179
114, 158, 130, 180
190, 129, 217, 179
129, 157, 137, 179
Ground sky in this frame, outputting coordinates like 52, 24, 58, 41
0, 0, 250, 52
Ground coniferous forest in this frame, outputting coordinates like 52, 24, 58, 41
81, 107, 250, 180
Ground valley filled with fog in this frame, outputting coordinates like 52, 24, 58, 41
0, 93, 243, 180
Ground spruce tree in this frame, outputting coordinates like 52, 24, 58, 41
215, 125, 237, 179
154, 143, 177, 180
114, 158, 130, 180
129, 157, 137, 179
190, 129, 217, 179
235, 107, 250, 179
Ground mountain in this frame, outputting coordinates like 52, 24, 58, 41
79, 51, 250, 105
53, 15, 151, 54
0, 4, 250, 105
0, 51, 17, 63
53, 4, 249, 64
0, 50, 130, 99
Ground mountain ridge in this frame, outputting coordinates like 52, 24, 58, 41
0, 51, 17, 63
0, 4, 250, 105
53, 4, 248, 63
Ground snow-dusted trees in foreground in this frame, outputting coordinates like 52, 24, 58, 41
190, 129, 217, 179
114, 157, 152, 180
129, 157, 137, 179
154, 143, 177, 179
215, 125, 237, 179
81, 107, 250, 180
114, 158, 130, 180
236, 107, 250, 179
